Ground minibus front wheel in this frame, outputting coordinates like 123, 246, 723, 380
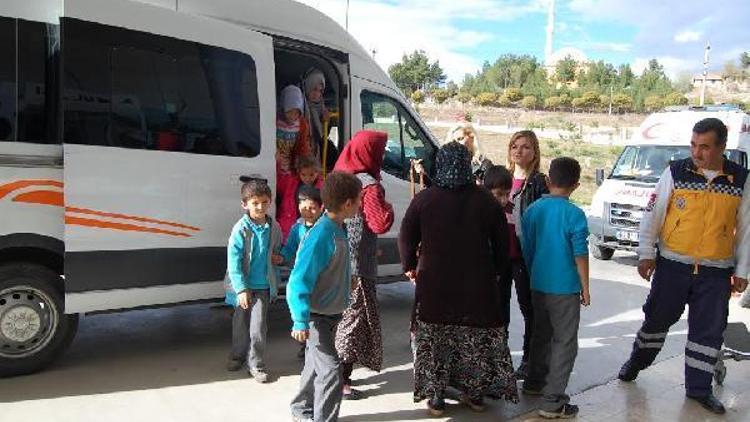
0, 263, 78, 377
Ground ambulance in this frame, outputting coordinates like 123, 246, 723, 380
588, 105, 750, 260
0, 0, 438, 375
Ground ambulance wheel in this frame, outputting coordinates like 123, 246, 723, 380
0, 263, 78, 377
591, 245, 615, 260
714, 360, 726, 386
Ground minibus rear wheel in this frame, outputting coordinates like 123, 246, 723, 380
0, 263, 78, 377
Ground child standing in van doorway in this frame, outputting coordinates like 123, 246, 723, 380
520, 157, 590, 420
277, 155, 324, 240
225, 179, 284, 383
277, 85, 311, 176
288, 172, 363, 422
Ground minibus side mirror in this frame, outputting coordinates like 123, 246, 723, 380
595, 168, 605, 187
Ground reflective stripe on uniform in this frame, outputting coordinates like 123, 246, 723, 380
685, 356, 716, 374
638, 330, 667, 340
635, 338, 663, 349
686, 341, 720, 359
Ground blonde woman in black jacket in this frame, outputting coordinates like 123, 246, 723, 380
507, 130, 549, 379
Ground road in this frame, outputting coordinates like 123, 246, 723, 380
0, 252, 729, 421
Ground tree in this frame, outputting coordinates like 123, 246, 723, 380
457, 92, 472, 104
432, 89, 450, 104
674, 71, 694, 93
617, 64, 635, 88
665, 92, 688, 106
388, 50, 446, 95
544, 96, 562, 110
741, 52, 750, 69
644, 95, 664, 111
723, 60, 741, 81
580, 91, 601, 110
521, 95, 538, 110
446, 81, 459, 97
555, 55, 578, 83
411, 90, 425, 104
571, 97, 586, 111
611, 93, 634, 113
475, 92, 498, 107
504, 87, 524, 102
496, 95, 513, 107
579, 60, 617, 89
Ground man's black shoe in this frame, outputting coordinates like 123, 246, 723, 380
687, 394, 726, 415
618, 360, 639, 382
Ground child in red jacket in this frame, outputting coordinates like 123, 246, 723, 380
277, 155, 323, 240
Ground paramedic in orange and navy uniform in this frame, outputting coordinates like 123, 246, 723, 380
617, 118, 750, 415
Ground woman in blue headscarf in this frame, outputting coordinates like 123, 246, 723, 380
398, 142, 518, 416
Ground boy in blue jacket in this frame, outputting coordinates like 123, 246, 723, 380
281, 185, 324, 359
521, 157, 590, 419
288, 171, 362, 422
225, 179, 284, 383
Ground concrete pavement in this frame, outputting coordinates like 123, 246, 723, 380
1, 251, 749, 421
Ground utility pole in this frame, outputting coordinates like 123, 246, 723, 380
345, 0, 350, 31
700, 41, 710, 107
608, 84, 613, 115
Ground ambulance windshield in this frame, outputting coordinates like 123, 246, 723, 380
611, 146, 690, 182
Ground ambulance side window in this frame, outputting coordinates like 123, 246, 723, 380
63, 19, 261, 157
360, 90, 435, 180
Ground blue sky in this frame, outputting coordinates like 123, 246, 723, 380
298, 0, 749, 82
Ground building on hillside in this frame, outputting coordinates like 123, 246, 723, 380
692, 73, 724, 88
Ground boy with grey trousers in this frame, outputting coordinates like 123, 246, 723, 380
225, 179, 284, 383
288, 172, 362, 422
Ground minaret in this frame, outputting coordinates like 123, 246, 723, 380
545, 0, 555, 67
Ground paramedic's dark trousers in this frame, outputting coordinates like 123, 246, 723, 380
291, 314, 344, 422
627, 257, 731, 397
231, 289, 269, 370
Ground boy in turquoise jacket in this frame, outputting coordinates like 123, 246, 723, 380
288, 172, 362, 422
225, 179, 283, 383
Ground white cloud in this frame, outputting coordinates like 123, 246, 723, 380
674, 30, 702, 43
295, 0, 546, 82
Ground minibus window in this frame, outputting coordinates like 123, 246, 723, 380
360, 90, 435, 180
17, 20, 57, 144
63, 19, 261, 157
0, 17, 16, 141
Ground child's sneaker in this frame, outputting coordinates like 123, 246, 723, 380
539, 404, 579, 419
249, 367, 269, 383
226, 358, 243, 372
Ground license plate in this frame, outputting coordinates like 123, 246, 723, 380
616, 230, 639, 242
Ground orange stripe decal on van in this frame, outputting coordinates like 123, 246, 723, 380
65, 216, 192, 237
65, 207, 201, 232
12, 190, 65, 207
0, 180, 63, 200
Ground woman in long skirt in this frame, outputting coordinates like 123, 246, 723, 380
399, 142, 518, 416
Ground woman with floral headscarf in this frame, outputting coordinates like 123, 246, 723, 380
398, 142, 517, 416
303, 68, 336, 169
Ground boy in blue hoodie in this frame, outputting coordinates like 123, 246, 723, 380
288, 171, 362, 422
225, 179, 284, 383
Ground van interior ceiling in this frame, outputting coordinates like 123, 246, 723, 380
273, 45, 347, 169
